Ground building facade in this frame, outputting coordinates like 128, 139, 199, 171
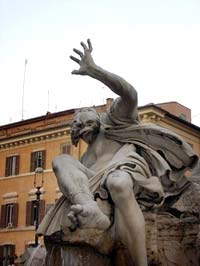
139, 102, 200, 155
0, 100, 199, 264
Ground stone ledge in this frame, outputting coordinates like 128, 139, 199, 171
0, 226, 35, 233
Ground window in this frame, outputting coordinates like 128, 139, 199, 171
30, 150, 46, 172
31, 201, 37, 226
0, 204, 18, 228
26, 200, 45, 226
179, 113, 187, 121
5, 156, 19, 177
6, 204, 14, 227
60, 143, 72, 155
0, 244, 15, 266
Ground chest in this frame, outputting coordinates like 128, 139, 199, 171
81, 134, 122, 171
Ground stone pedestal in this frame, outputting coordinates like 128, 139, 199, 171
43, 212, 200, 266
145, 213, 200, 265
42, 181, 200, 266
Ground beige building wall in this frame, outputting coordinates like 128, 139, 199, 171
0, 101, 200, 259
139, 105, 200, 155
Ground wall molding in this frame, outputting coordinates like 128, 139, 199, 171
0, 169, 53, 180
0, 128, 70, 150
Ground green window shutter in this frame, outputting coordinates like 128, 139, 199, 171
0, 246, 4, 261
42, 150, 46, 170
39, 200, 45, 223
10, 245, 15, 256
30, 152, 35, 172
15, 155, 20, 175
12, 203, 19, 227
5, 157, 9, 177
0, 205, 6, 228
61, 144, 72, 154
26, 201, 32, 226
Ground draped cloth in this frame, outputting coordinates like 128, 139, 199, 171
37, 101, 198, 236
100, 112, 198, 189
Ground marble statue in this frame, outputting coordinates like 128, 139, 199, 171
37, 40, 198, 266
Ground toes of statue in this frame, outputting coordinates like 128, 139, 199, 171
70, 204, 83, 214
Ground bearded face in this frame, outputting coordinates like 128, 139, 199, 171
71, 108, 100, 146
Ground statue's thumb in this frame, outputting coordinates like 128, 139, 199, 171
71, 70, 79, 75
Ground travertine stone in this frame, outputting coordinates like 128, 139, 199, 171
37, 39, 199, 266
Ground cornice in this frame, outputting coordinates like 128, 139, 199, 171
140, 112, 162, 123
139, 104, 200, 133
140, 109, 200, 139
0, 226, 35, 233
0, 127, 70, 150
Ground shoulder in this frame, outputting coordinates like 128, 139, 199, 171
108, 97, 139, 124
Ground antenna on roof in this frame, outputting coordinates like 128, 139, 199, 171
47, 90, 50, 111
21, 59, 28, 120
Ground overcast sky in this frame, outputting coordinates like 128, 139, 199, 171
0, 0, 200, 126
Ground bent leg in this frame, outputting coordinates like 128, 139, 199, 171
106, 170, 147, 266
52, 155, 110, 230
52, 154, 94, 202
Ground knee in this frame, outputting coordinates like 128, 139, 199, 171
106, 171, 133, 195
52, 154, 74, 172
52, 154, 74, 167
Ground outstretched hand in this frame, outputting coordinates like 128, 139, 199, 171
70, 39, 95, 75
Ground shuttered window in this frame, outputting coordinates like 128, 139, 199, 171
60, 143, 72, 155
39, 200, 45, 223
6, 204, 14, 227
26, 201, 32, 226
12, 203, 19, 227
30, 150, 46, 172
0, 244, 15, 266
5, 155, 20, 176
26, 200, 45, 226
0, 203, 18, 228
0, 205, 6, 228
0, 246, 3, 265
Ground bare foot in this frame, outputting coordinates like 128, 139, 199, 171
68, 202, 110, 231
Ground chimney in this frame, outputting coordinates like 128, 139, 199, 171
106, 98, 114, 109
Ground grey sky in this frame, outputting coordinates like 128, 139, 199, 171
0, 0, 200, 125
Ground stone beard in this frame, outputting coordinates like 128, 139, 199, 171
37, 39, 198, 266
71, 108, 100, 146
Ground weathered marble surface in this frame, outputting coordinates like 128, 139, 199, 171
15, 174, 198, 265
145, 178, 200, 266
42, 179, 200, 266
37, 39, 199, 266
43, 213, 199, 266
15, 246, 46, 266
145, 213, 199, 266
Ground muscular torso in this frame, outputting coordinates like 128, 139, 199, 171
80, 97, 139, 173
81, 130, 123, 173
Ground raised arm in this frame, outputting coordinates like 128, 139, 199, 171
70, 39, 138, 117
